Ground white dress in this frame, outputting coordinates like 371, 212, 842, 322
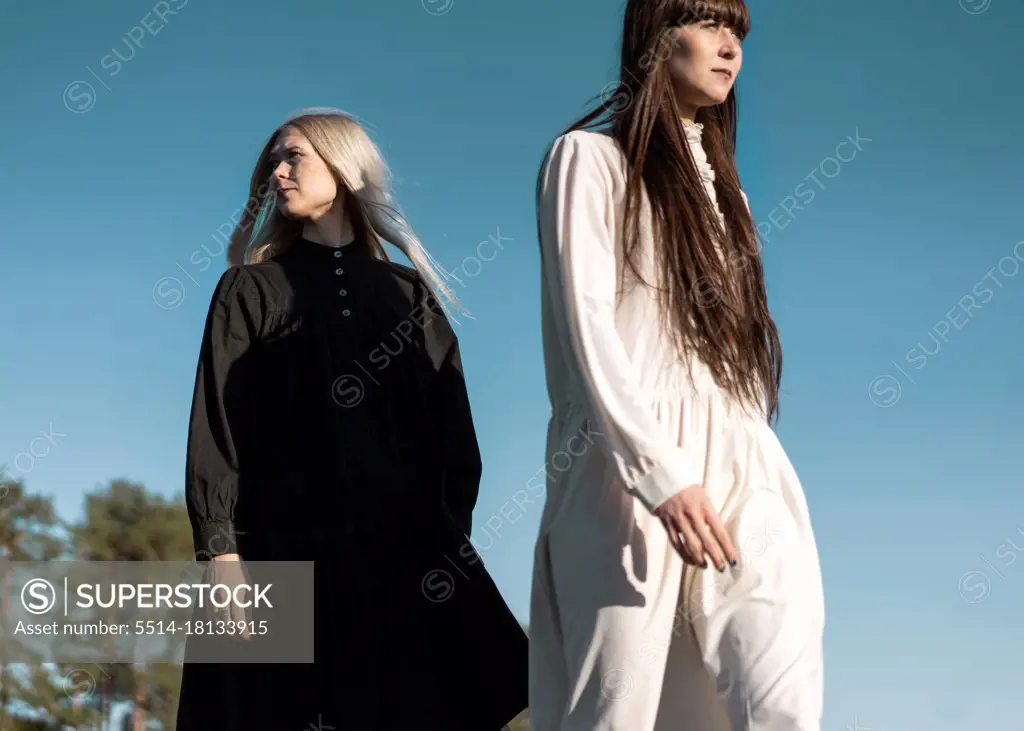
529, 122, 825, 731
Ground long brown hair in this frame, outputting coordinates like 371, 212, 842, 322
543, 0, 781, 421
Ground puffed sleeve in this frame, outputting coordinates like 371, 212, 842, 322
425, 299, 482, 537
537, 132, 704, 513
185, 266, 259, 560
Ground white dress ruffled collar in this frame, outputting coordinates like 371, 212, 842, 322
682, 119, 715, 187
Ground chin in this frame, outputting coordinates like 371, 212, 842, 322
275, 202, 304, 220
698, 86, 730, 106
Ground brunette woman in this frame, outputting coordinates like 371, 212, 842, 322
531, 2, 825, 729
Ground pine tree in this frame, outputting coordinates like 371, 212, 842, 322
0, 478, 73, 730
71, 480, 192, 730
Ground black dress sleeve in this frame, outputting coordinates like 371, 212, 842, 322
427, 306, 483, 538
185, 266, 259, 560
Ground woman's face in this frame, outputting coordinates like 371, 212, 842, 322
665, 18, 742, 113
269, 127, 339, 220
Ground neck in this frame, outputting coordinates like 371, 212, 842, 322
302, 200, 355, 248
675, 96, 699, 126
679, 111, 701, 130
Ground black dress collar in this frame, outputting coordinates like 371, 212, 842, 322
293, 236, 375, 261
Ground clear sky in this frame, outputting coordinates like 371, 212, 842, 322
2, 0, 1022, 727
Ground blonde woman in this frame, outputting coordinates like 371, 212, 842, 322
176, 109, 528, 730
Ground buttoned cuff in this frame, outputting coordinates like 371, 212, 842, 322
627, 455, 705, 513
195, 520, 239, 561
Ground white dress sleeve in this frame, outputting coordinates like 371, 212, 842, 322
538, 132, 705, 512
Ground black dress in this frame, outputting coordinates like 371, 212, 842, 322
176, 235, 528, 730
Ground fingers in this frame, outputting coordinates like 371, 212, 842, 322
676, 515, 706, 568
656, 489, 739, 572
661, 516, 688, 559
207, 564, 226, 622
667, 509, 735, 572
704, 507, 739, 566
694, 518, 727, 571
204, 563, 222, 622
204, 563, 252, 639
205, 582, 220, 623
661, 514, 705, 567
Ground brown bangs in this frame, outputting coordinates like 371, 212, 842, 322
669, 0, 750, 39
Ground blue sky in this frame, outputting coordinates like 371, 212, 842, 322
2, 0, 1022, 726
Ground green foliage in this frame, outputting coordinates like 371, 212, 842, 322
1, 477, 191, 729
73, 480, 192, 562
2, 476, 528, 729
0, 478, 70, 729
0, 478, 65, 562
4, 664, 103, 729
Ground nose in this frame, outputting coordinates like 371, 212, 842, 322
271, 161, 290, 185
718, 30, 739, 59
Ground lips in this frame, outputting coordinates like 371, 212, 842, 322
712, 68, 733, 79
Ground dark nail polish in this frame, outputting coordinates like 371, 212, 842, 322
730, 560, 737, 567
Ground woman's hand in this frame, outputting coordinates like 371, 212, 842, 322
653, 485, 738, 571
208, 553, 252, 638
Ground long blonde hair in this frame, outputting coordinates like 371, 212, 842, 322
226, 108, 464, 317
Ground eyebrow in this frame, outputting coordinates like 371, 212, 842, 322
270, 144, 302, 160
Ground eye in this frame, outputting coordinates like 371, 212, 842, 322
701, 20, 742, 42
